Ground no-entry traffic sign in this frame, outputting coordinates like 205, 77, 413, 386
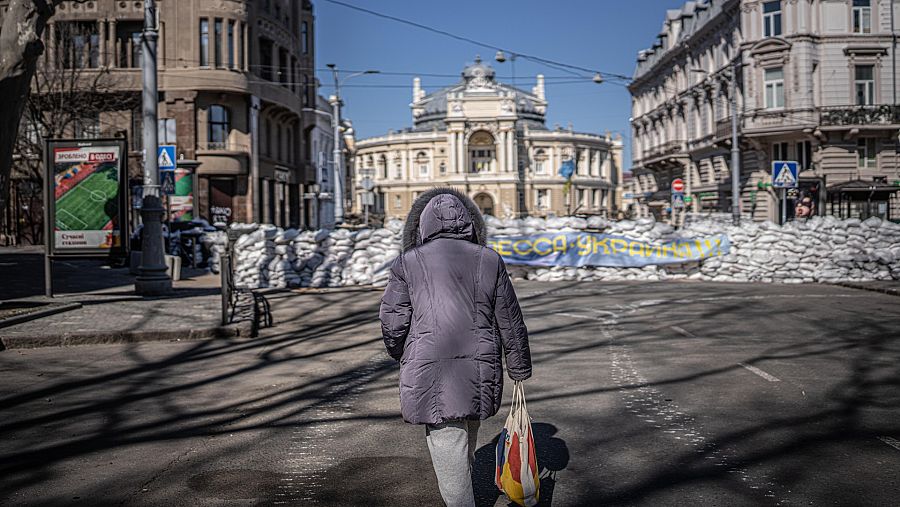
672, 178, 685, 193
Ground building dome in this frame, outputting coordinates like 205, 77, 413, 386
461, 56, 497, 88
410, 57, 548, 131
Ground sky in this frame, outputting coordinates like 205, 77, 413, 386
314, 0, 686, 171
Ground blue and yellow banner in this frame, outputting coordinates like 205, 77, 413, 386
487, 232, 730, 267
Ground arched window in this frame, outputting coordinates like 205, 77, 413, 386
439, 162, 447, 175
208, 105, 230, 149
468, 131, 495, 173
533, 149, 547, 174
416, 151, 429, 177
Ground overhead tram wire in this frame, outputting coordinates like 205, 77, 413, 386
321, 0, 632, 82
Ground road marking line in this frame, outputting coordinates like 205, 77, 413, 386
738, 363, 781, 382
670, 325, 697, 338
878, 436, 900, 452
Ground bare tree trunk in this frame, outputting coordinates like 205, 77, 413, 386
0, 0, 58, 223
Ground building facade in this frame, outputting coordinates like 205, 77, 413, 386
352, 58, 623, 221
5, 0, 318, 240
630, 0, 900, 223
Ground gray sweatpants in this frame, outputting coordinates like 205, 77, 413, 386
425, 419, 481, 507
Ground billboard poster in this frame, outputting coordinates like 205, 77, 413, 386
46, 139, 127, 256
169, 167, 194, 222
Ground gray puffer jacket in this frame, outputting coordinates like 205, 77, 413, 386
380, 188, 532, 425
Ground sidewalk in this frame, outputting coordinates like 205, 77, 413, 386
0, 247, 252, 349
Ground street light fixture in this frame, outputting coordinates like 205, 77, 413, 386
325, 64, 379, 225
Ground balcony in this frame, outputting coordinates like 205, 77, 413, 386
196, 141, 251, 153
819, 105, 900, 127
643, 140, 684, 160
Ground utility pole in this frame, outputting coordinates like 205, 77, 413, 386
325, 65, 379, 225
327, 64, 344, 225
729, 56, 742, 226
135, 0, 172, 295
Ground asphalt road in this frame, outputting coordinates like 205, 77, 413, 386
0, 281, 898, 506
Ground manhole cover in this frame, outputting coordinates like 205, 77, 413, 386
187, 469, 283, 500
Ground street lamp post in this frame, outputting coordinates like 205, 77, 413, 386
135, 0, 172, 295
326, 65, 378, 225
728, 57, 742, 226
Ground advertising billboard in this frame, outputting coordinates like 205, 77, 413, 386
45, 139, 128, 256
169, 167, 195, 222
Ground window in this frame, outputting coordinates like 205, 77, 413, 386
415, 152, 429, 176
536, 189, 550, 210
763, 1, 782, 37
534, 149, 547, 174
469, 131, 495, 173
265, 120, 272, 156
301, 21, 309, 54
764, 68, 785, 109
279, 48, 288, 85
74, 115, 100, 139
772, 141, 789, 161
439, 162, 447, 175
238, 23, 245, 70
857, 138, 876, 168
199, 19, 209, 66
227, 21, 235, 69
276, 124, 283, 160
852, 0, 872, 34
797, 141, 813, 170
208, 105, 230, 149
214, 19, 223, 67
302, 75, 310, 106
259, 38, 273, 80
855, 65, 875, 105
593, 189, 602, 208
393, 194, 402, 209
577, 189, 587, 208
60, 22, 100, 69
394, 164, 402, 180
131, 107, 143, 150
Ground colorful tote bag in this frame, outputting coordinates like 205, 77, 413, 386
495, 381, 540, 506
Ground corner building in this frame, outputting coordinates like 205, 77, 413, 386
630, 0, 900, 222
21, 0, 318, 227
353, 58, 624, 220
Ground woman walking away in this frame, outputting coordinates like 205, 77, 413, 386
380, 188, 533, 507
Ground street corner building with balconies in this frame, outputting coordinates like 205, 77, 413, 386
350, 57, 625, 221
628, 0, 900, 224
3, 0, 323, 245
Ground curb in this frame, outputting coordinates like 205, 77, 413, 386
0, 321, 254, 350
0, 302, 82, 329
832, 282, 900, 297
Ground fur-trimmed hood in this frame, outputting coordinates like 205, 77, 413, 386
402, 187, 487, 252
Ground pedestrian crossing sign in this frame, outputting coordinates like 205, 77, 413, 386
772, 161, 799, 188
157, 145, 176, 171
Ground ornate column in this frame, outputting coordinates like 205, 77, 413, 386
108, 19, 117, 68
448, 131, 457, 173
46, 22, 56, 70
98, 20, 106, 67
458, 132, 465, 174
508, 130, 517, 174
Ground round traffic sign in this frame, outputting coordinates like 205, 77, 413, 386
361, 177, 375, 191
672, 178, 685, 193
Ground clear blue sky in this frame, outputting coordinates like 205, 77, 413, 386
315, 0, 684, 171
